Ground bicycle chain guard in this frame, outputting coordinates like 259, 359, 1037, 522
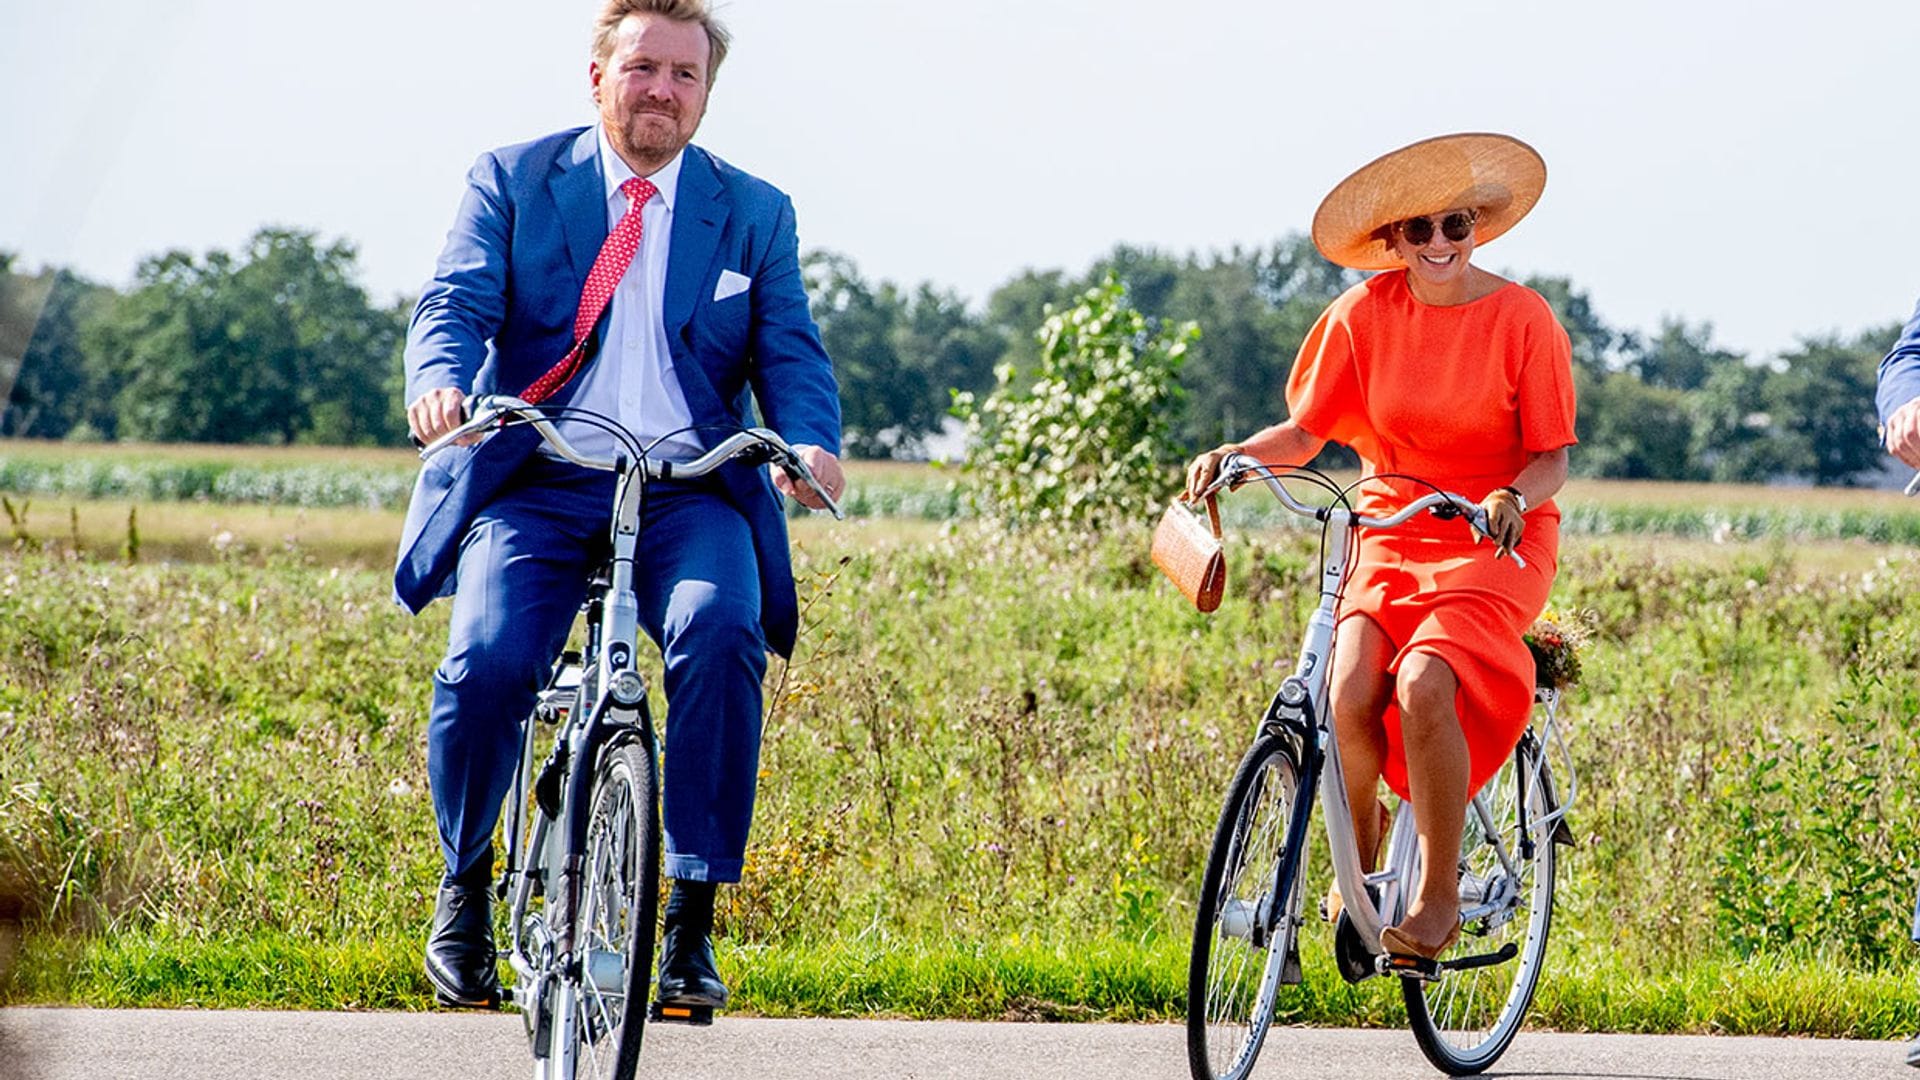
1333, 912, 1376, 984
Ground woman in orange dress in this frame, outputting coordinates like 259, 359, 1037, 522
1184, 133, 1576, 961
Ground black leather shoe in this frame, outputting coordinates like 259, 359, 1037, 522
424, 883, 500, 1008
655, 924, 728, 1007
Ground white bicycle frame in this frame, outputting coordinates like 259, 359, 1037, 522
1208, 455, 1574, 977
421, 397, 842, 1080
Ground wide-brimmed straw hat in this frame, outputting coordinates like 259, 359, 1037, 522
1311, 132, 1546, 271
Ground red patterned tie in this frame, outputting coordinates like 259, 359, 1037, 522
521, 176, 659, 404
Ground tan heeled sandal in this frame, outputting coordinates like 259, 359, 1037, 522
1379, 921, 1461, 962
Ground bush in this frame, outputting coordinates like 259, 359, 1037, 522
952, 277, 1196, 530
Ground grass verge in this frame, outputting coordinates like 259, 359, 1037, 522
8, 511, 1920, 1034
11, 931, 1916, 1039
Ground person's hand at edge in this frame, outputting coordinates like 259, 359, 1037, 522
1885, 399, 1920, 469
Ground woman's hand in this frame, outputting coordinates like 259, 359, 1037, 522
1184, 445, 1241, 503
1479, 487, 1525, 558
1184, 422, 1329, 502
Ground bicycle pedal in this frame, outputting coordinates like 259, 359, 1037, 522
1375, 952, 1443, 982
648, 1001, 714, 1026
1436, 941, 1519, 973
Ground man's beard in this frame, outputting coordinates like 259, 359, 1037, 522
613, 108, 693, 164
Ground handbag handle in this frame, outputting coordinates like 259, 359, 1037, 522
1183, 493, 1221, 537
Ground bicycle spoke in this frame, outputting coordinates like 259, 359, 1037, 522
1189, 736, 1304, 1080
564, 742, 659, 1080
1403, 738, 1558, 1073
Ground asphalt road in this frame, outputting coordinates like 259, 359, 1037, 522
1, 1009, 1912, 1080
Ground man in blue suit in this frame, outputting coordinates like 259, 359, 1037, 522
1878, 298, 1920, 474
1875, 295, 1920, 1068
397, 0, 843, 1010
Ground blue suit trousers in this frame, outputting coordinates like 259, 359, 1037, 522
428, 454, 768, 885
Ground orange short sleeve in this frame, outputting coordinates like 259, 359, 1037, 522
1517, 309, 1578, 453
1285, 300, 1374, 455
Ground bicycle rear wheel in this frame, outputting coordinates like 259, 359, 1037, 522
1401, 735, 1558, 1075
570, 739, 662, 1080
1187, 733, 1309, 1080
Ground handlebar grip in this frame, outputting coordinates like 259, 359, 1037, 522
465, 394, 507, 420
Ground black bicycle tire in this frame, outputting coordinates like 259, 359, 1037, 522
570, 739, 662, 1080
1401, 739, 1557, 1076
1186, 733, 1308, 1080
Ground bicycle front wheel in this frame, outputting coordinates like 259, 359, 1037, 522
570, 740, 662, 1080
1402, 735, 1558, 1076
1187, 733, 1309, 1080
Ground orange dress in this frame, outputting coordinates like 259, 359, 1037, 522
1285, 270, 1577, 800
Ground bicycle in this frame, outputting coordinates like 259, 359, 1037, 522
1184, 455, 1576, 1079
419, 395, 843, 1080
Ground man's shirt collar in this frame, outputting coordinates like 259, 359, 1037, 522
595, 124, 683, 213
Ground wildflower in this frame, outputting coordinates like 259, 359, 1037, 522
1524, 609, 1594, 690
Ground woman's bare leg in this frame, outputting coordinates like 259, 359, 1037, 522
1392, 651, 1469, 947
1329, 617, 1395, 873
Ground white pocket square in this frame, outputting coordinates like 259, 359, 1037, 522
713, 270, 752, 302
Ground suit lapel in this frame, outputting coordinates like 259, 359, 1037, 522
549, 128, 606, 293
664, 147, 729, 339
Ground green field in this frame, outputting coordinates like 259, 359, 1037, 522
7, 437, 1920, 547
3, 443, 1920, 1034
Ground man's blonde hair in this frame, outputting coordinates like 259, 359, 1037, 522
592, 0, 731, 86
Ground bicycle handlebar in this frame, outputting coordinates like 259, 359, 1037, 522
1202, 453, 1525, 568
419, 394, 846, 520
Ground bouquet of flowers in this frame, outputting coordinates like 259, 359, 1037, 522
1524, 608, 1593, 691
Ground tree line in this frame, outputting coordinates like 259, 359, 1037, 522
0, 227, 1898, 484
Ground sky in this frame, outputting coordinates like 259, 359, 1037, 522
3, 0, 1918, 362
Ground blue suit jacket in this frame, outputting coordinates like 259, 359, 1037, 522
393, 127, 841, 657
1876, 296, 1920, 429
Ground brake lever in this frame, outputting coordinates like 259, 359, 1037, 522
416, 403, 506, 460
1461, 504, 1527, 569
1196, 463, 1250, 503
759, 442, 845, 521
790, 461, 845, 520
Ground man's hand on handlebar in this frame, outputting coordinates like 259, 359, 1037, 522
408, 388, 481, 447
776, 445, 844, 511
1886, 399, 1920, 471
1479, 488, 1525, 559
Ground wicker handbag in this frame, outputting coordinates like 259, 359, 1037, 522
1151, 495, 1226, 612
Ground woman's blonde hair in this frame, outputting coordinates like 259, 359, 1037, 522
592, 0, 731, 86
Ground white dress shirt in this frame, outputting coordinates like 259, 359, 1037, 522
543, 126, 700, 464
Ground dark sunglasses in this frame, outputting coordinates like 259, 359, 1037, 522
1397, 210, 1478, 246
